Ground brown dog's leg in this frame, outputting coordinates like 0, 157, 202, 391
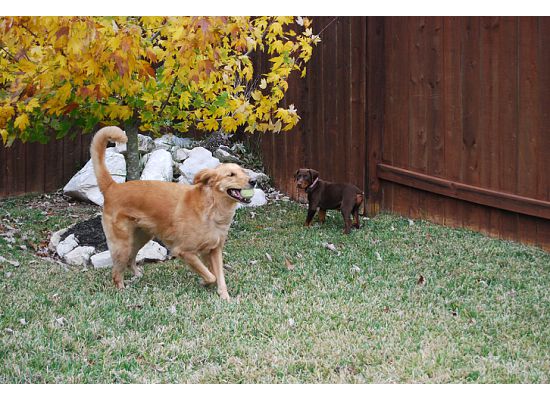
178, 251, 216, 285
352, 194, 363, 229
209, 245, 230, 300
341, 196, 356, 234
318, 209, 327, 224
305, 209, 317, 227
352, 208, 360, 229
341, 210, 352, 234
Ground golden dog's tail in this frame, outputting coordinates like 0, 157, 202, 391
90, 126, 127, 193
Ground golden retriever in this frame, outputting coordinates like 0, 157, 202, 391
90, 126, 255, 300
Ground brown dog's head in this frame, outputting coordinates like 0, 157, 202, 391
194, 163, 256, 204
295, 168, 319, 190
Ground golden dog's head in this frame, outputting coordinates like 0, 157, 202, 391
194, 163, 256, 204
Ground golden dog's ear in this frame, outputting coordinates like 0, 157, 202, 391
194, 168, 216, 185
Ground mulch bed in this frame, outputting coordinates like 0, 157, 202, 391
60, 215, 108, 252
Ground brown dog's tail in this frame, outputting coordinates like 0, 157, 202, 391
90, 126, 127, 193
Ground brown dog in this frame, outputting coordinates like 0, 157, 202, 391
91, 126, 255, 300
295, 168, 364, 234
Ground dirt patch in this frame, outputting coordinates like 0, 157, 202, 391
27, 190, 99, 219
60, 215, 108, 252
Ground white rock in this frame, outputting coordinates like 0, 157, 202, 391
243, 168, 270, 187
140, 149, 173, 182
136, 241, 168, 262
115, 134, 153, 154
237, 188, 267, 208
91, 241, 168, 269
177, 175, 190, 185
56, 234, 79, 258
49, 228, 69, 252
178, 147, 220, 184
173, 137, 193, 148
214, 148, 240, 163
153, 135, 192, 151
63, 148, 126, 206
91, 250, 112, 269
0, 256, 19, 267
64, 246, 95, 267
153, 135, 175, 151
172, 148, 190, 163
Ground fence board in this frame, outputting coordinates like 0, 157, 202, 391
442, 17, 465, 228
366, 17, 383, 215
25, 138, 45, 194
498, 17, 519, 241
479, 17, 501, 237
426, 17, 445, 224
385, 17, 411, 216
517, 17, 540, 244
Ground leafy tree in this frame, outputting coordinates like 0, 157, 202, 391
0, 16, 319, 179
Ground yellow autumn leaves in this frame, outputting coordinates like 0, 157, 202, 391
0, 16, 319, 145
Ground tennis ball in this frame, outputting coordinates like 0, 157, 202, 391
240, 188, 255, 199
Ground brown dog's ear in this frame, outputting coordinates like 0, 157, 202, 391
309, 169, 320, 182
194, 168, 216, 185
294, 169, 300, 179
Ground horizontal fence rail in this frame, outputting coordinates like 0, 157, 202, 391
378, 163, 550, 220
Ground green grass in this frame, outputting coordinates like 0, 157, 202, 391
1, 194, 549, 383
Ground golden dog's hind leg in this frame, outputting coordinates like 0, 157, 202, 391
102, 216, 130, 289
110, 246, 132, 289
209, 246, 229, 300
104, 218, 151, 289
129, 228, 153, 278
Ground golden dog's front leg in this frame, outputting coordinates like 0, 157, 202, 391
178, 251, 216, 286
209, 246, 230, 300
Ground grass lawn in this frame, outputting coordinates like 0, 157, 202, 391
1, 193, 549, 383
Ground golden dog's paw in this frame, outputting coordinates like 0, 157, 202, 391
132, 266, 144, 278
200, 277, 216, 286
218, 290, 231, 301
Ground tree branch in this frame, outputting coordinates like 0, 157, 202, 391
21, 24, 38, 38
159, 72, 179, 116
0, 46, 17, 62
243, 17, 273, 59
317, 17, 339, 37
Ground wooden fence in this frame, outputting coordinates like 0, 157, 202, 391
0, 132, 92, 198
1, 16, 548, 250
259, 16, 550, 251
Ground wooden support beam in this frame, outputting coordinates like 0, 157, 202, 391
378, 163, 550, 220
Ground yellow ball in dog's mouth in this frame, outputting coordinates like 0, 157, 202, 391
240, 189, 255, 199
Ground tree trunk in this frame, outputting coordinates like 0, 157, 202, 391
124, 120, 140, 181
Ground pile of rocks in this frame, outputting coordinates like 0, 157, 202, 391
63, 133, 270, 207
50, 227, 168, 269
